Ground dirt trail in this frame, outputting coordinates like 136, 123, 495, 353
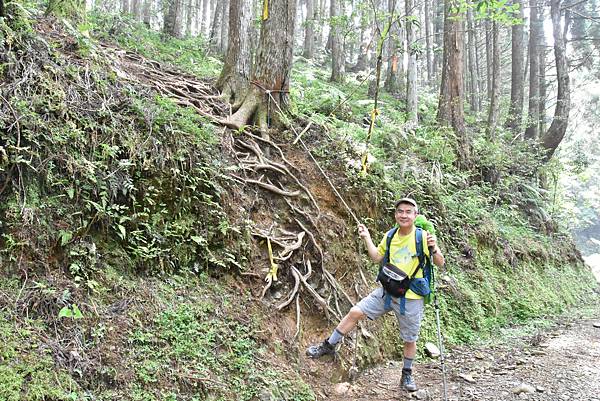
319, 315, 600, 401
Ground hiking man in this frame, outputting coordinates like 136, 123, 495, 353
306, 198, 445, 392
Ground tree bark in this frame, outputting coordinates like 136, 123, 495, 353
219, 0, 230, 53
486, 20, 500, 138
164, 0, 183, 38
485, 18, 492, 101
475, 18, 483, 112
201, 0, 210, 36
142, 0, 152, 27
330, 0, 345, 82
541, 0, 571, 161
432, 0, 444, 81
406, 0, 418, 124
437, 0, 468, 164
538, 27, 547, 135
466, 7, 479, 113
208, 0, 223, 49
505, 0, 525, 133
524, 0, 541, 140
349, 5, 369, 72
303, 0, 315, 59
131, 0, 141, 19
424, 0, 433, 85
185, 0, 193, 36
227, 0, 297, 130
121, 0, 130, 14
217, 0, 252, 109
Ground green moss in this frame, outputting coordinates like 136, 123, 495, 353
0, 314, 78, 401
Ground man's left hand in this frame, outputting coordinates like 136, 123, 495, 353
426, 232, 437, 249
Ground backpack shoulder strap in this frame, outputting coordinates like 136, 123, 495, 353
413, 227, 426, 279
382, 227, 398, 266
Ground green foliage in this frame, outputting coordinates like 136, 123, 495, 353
0, 19, 244, 282
0, 312, 78, 400
88, 12, 222, 78
127, 296, 314, 401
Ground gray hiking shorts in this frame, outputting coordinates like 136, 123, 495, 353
356, 287, 425, 342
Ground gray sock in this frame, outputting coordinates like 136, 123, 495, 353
403, 357, 414, 371
327, 328, 344, 345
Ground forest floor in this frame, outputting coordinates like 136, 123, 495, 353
309, 309, 600, 401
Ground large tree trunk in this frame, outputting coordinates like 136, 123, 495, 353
349, 7, 369, 72
219, 0, 230, 53
164, 0, 183, 38
303, 0, 315, 59
475, 18, 483, 112
424, 0, 433, 85
538, 30, 547, 135
131, 0, 141, 19
505, 0, 525, 133
227, 0, 297, 130
541, 0, 571, 161
406, 0, 418, 125
466, 7, 479, 113
524, 0, 541, 140
330, 0, 345, 82
208, 0, 223, 49
437, 0, 468, 164
485, 18, 492, 101
142, 0, 152, 27
121, 0, 130, 14
432, 0, 444, 82
384, 0, 401, 95
217, 0, 252, 109
185, 0, 193, 36
201, 0, 210, 36
486, 20, 500, 138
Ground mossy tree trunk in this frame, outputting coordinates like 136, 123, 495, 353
437, 0, 469, 165
467, 8, 480, 113
541, 0, 571, 161
505, 0, 525, 133
216, 0, 252, 110
525, 0, 542, 140
330, 0, 345, 82
405, 0, 418, 125
303, 0, 315, 59
486, 20, 500, 139
164, 0, 183, 38
227, 0, 297, 130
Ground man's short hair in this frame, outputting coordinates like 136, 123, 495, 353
394, 197, 419, 213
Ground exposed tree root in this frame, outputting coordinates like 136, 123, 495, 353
96, 40, 358, 334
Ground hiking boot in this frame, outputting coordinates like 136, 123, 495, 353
401, 368, 418, 392
306, 340, 335, 358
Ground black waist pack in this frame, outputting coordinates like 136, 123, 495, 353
377, 263, 410, 298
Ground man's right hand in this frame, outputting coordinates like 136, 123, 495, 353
358, 224, 371, 241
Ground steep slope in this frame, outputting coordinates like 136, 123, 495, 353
1, 13, 598, 401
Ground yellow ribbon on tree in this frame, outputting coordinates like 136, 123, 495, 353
265, 237, 279, 283
262, 0, 269, 20
360, 108, 379, 176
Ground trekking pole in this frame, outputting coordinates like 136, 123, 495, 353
434, 293, 449, 401
429, 250, 449, 401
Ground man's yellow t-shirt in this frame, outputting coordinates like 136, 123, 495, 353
377, 226, 430, 299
